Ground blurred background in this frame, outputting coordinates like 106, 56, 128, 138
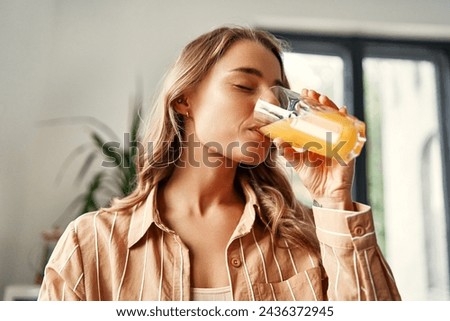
1, 0, 449, 301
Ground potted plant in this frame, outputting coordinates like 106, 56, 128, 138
35, 92, 142, 283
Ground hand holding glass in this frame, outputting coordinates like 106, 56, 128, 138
253, 86, 366, 163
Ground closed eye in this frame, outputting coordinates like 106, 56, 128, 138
234, 84, 254, 92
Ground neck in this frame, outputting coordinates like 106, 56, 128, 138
159, 144, 243, 215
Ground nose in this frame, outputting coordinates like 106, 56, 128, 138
258, 86, 281, 107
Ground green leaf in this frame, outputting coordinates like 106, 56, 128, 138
52, 95, 142, 220
91, 132, 123, 166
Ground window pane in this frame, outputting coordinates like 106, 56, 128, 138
282, 53, 344, 205
364, 57, 449, 300
283, 52, 344, 106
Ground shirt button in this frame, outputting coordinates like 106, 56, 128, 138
353, 225, 365, 236
230, 257, 241, 268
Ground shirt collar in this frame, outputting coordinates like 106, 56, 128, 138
127, 176, 263, 248
127, 185, 159, 248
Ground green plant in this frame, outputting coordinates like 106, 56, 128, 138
34, 97, 142, 283
42, 94, 142, 222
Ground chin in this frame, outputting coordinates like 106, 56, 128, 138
234, 143, 271, 167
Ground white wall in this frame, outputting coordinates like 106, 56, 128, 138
1, 0, 450, 300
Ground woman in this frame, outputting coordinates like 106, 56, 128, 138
38, 26, 400, 301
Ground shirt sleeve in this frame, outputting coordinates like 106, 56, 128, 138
38, 221, 86, 301
312, 202, 401, 301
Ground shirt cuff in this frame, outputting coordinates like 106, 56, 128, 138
312, 202, 378, 250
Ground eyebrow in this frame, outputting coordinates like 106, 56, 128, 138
230, 67, 284, 87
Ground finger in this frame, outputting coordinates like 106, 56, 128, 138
307, 89, 320, 100
339, 105, 348, 115
338, 106, 359, 121
318, 95, 339, 110
301, 88, 319, 100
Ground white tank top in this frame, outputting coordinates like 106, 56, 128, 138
191, 286, 233, 301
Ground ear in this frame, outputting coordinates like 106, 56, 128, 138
173, 96, 190, 115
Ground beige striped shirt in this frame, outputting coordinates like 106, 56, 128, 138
38, 179, 401, 301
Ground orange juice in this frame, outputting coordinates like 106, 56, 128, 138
254, 86, 366, 163
259, 110, 365, 162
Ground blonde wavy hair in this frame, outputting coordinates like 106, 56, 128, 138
109, 26, 319, 252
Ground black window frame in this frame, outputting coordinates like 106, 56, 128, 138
272, 31, 450, 287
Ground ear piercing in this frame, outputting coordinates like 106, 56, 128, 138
174, 97, 190, 118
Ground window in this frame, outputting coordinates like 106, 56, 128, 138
274, 31, 450, 300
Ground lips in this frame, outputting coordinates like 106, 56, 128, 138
248, 124, 262, 131
247, 127, 269, 142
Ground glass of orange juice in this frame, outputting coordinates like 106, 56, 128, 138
254, 86, 366, 163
